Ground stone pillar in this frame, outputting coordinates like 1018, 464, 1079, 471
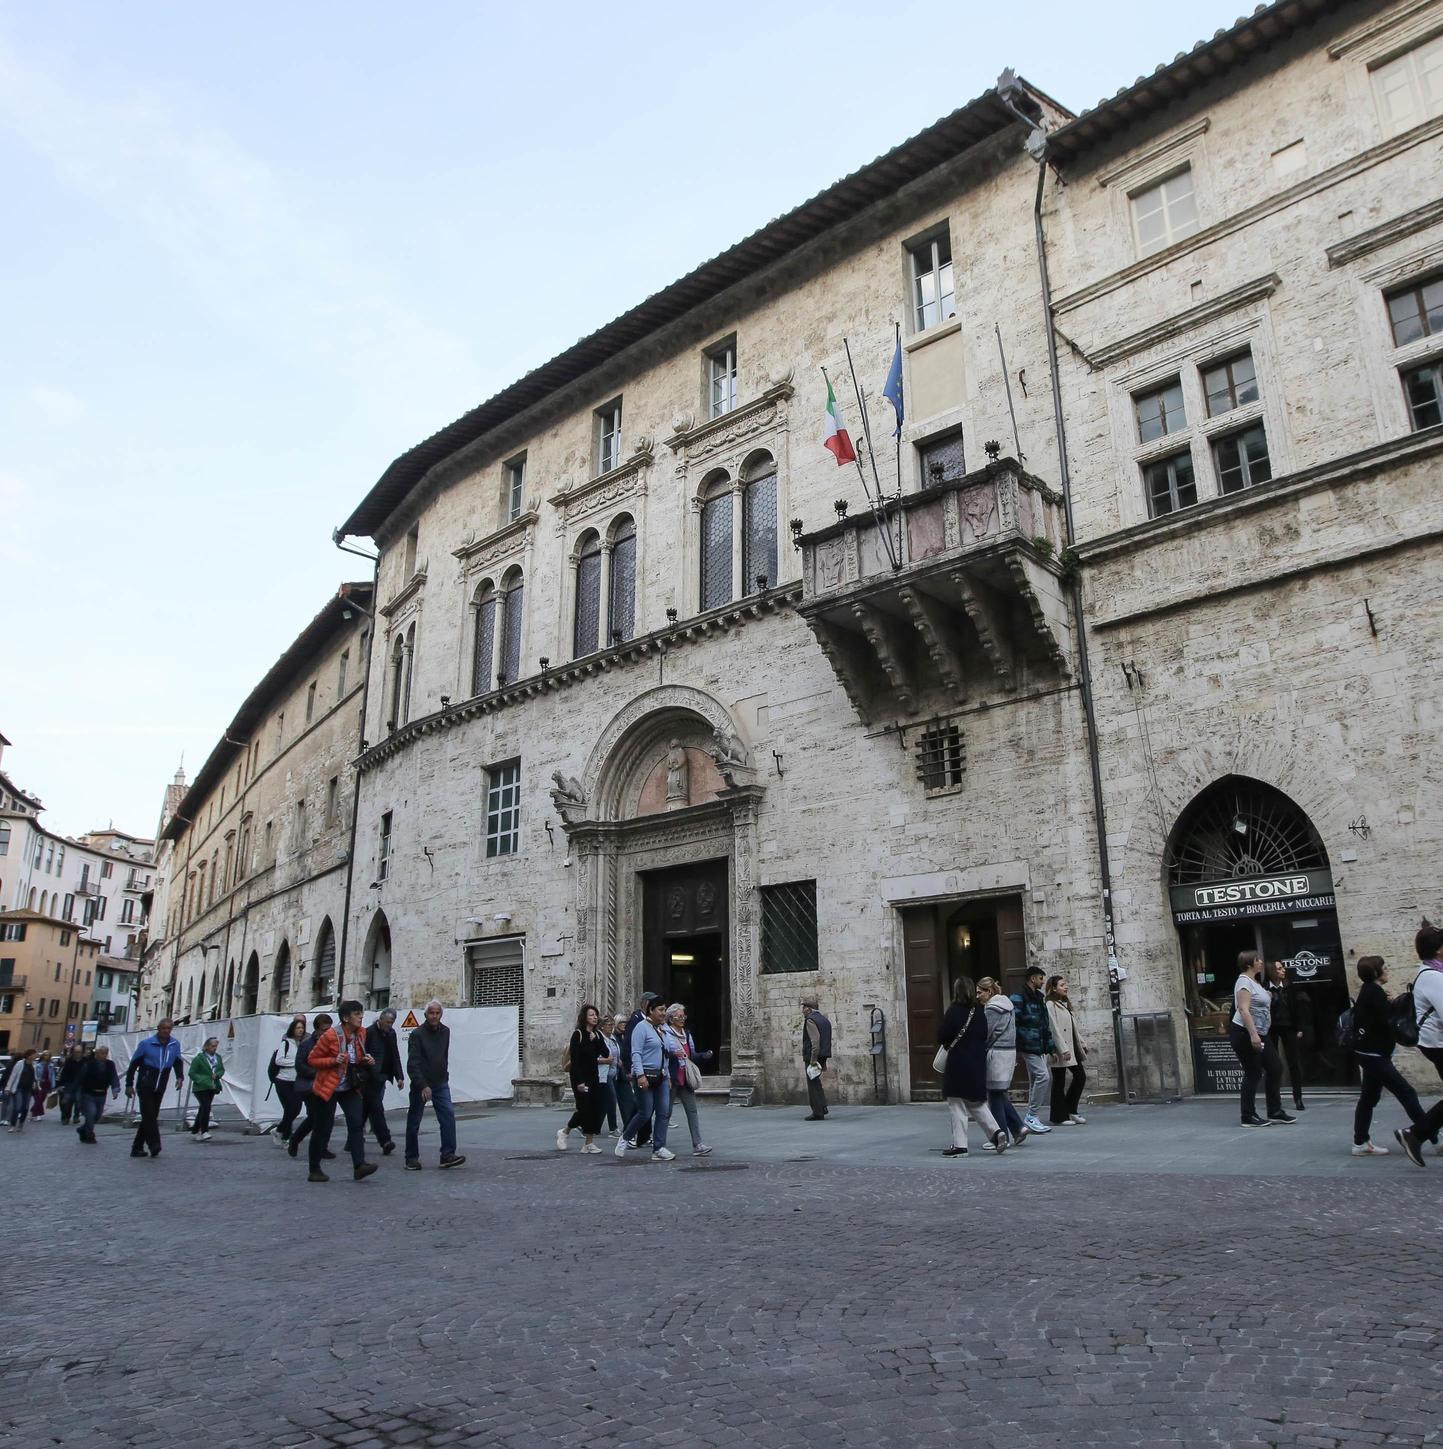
727, 786, 765, 1104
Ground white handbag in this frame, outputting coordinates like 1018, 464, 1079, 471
933, 1008, 975, 1074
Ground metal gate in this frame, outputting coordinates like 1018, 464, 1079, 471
467, 937, 524, 1052
1120, 1011, 1184, 1102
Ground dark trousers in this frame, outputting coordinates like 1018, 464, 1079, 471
613, 1073, 636, 1133
988, 1089, 1025, 1139
595, 1079, 619, 1131
59, 1085, 81, 1124
806, 1063, 829, 1118
1050, 1065, 1086, 1123
131, 1089, 165, 1155
1353, 1054, 1425, 1145
275, 1080, 303, 1139
77, 1092, 106, 1142
361, 1085, 393, 1148
290, 1094, 316, 1150
1272, 1028, 1305, 1106
190, 1089, 216, 1135
309, 1090, 366, 1171
1228, 1024, 1282, 1122
1414, 1045, 1443, 1143
566, 1083, 603, 1136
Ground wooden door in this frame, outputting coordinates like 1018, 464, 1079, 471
996, 895, 1028, 997
901, 905, 944, 1100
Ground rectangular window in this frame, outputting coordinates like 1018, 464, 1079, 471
0, 821, 8, 855
505, 454, 527, 522
306, 680, 317, 724
917, 432, 967, 489
1202, 352, 1260, 417
1402, 359, 1443, 430
1212, 425, 1272, 494
1143, 449, 1198, 517
378, 811, 392, 881
0, 997, 11, 1015
46, 841, 54, 872
760, 881, 819, 974
120, 899, 135, 924
403, 524, 419, 579
95, 895, 106, 921
707, 342, 737, 418
1372, 33, 1443, 137
0, 923, 26, 942
916, 723, 966, 792
909, 229, 955, 332
60, 930, 71, 947
264, 819, 274, 865
111, 1004, 128, 1027
62, 894, 74, 921
295, 799, 306, 851
337, 649, 350, 698
1134, 379, 1186, 442
1387, 277, 1443, 346
485, 760, 521, 859
1131, 168, 1200, 255
326, 776, 339, 829
596, 403, 622, 476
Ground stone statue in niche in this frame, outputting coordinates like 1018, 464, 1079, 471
665, 739, 689, 809
549, 770, 587, 824
707, 727, 752, 788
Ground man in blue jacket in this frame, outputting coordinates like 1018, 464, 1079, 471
1010, 967, 1057, 1135
124, 1019, 186, 1158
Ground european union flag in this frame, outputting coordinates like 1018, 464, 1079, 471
882, 335, 904, 437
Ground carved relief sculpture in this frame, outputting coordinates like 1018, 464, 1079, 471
665, 738, 690, 809
549, 770, 588, 824
707, 728, 752, 787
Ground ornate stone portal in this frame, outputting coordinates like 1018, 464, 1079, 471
560, 685, 763, 1104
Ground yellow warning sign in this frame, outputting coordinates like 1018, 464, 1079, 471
400, 1010, 420, 1029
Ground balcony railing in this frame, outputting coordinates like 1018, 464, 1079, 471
793, 457, 1072, 723
0, 975, 28, 993
74, 878, 100, 896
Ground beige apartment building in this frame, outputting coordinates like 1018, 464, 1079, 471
0, 910, 103, 1057
141, 584, 374, 1026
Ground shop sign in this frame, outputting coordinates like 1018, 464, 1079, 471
1193, 1034, 1244, 1094
1281, 949, 1329, 979
1170, 870, 1334, 924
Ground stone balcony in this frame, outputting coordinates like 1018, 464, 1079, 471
793, 458, 1073, 723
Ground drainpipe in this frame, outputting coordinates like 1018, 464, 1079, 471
1000, 83, 1130, 1100
333, 540, 380, 1001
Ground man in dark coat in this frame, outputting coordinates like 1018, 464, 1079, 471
405, 1000, 465, 1171
1009, 967, 1057, 1134
801, 995, 832, 1121
361, 1007, 404, 1155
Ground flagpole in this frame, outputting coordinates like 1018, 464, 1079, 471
842, 337, 900, 571
820, 365, 877, 509
823, 362, 896, 570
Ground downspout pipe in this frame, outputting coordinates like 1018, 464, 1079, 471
1005, 94, 1130, 1100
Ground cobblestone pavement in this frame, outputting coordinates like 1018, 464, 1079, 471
2, 1106, 1439, 1449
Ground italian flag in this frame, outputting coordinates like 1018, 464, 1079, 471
822, 375, 856, 465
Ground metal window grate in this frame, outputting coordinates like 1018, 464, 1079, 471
919, 433, 966, 487
471, 595, 496, 696
761, 881, 819, 974
609, 526, 636, 641
916, 723, 965, 791
468, 939, 524, 1045
573, 542, 602, 657
700, 492, 733, 609
742, 473, 777, 590
1167, 777, 1327, 885
501, 582, 524, 682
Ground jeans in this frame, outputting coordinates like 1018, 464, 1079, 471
613, 1074, 636, 1133
59, 1085, 81, 1124
671, 1085, 703, 1148
275, 1080, 304, 1139
805, 1063, 829, 1118
78, 1092, 107, 1142
1353, 1054, 1425, 1145
1050, 1065, 1086, 1123
190, 1089, 217, 1135
131, 1089, 165, 1154
622, 1075, 670, 1150
1228, 1024, 1282, 1121
405, 1082, 457, 1162
988, 1089, 1026, 1139
945, 1097, 999, 1148
310, 1090, 367, 1171
361, 1085, 393, 1148
7, 1092, 29, 1129
1020, 1053, 1050, 1120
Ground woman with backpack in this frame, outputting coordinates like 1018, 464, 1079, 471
1393, 923, 1443, 1167
188, 1037, 225, 1141
270, 1016, 308, 1147
557, 1004, 610, 1153
1349, 955, 1427, 1157
938, 976, 1006, 1157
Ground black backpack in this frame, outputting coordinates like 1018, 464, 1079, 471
1334, 1006, 1359, 1051
1389, 974, 1435, 1050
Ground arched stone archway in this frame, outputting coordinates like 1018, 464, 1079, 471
561, 685, 765, 1101
241, 952, 260, 1016
363, 910, 392, 1009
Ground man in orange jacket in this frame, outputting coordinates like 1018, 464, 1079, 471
305, 999, 379, 1184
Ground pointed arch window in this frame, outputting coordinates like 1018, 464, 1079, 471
471, 580, 497, 696
313, 918, 336, 1004
700, 474, 734, 611
402, 623, 416, 722
742, 453, 777, 592
500, 568, 524, 684
573, 532, 603, 658
608, 514, 636, 642
272, 942, 292, 1011
388, 635, 406, 727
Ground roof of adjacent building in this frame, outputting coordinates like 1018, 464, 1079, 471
0, 769, 42, 810
162, 582, 373, 843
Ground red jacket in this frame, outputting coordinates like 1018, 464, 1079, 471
308, 1025, 368, 1102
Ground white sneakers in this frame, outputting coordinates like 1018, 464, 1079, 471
556, 1128, 568, 1152
1352, 1141, 1389, 1156
1068, 1115, 1087, 1125
581, 1143, 603, 1154
614, 1137, 633, 1158
652, 1147, 675, 1161
1023, 1116, 1051, 1134
200, 1132, 213, 1142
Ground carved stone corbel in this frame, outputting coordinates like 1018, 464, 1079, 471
954, 571, 1017, 690
898, 586, 968, 704
851, 601, 917, 714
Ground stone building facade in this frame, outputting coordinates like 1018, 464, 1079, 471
331, 0, 1441, 1104
142, 585, 374, 1026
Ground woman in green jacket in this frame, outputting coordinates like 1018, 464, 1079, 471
188, 1038, 224, 1141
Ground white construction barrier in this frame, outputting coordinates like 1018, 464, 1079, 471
106, 1006, 518, 1127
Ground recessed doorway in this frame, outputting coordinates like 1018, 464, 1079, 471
642, 859, 730, 1075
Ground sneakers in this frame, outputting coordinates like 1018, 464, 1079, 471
692, 1145, 713, 1156
199, 1132, 213, 1142
308, 1170, 329, 1183
556, 1128, 569, 1152
1293, 1102, 1306, 1112
1241, 1115, 1271, 1127
1267, 1112, 1297, 1125
614, 1137, 634, 1158
1023, 1116, 1051, 1134
353, 1162, 379, 1182
1068, 1114, 1087, 1125
581, 1143, 603, 1154
651, 1147, 676, 1162
1052, 1118, 1074, 1127
273, 1132, 290, 1149
980, 1140, 998, 1152
942, 1145, 968, 1157
404, 1159, 422, 1171
1394, 1127, 1426, 1168
439, 1153, 465, 1169
1351, 1141, 1389, 1156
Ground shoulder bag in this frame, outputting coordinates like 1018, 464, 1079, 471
933, 1008, 975, 1074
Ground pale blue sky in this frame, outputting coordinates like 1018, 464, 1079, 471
2, 0, 1244, 837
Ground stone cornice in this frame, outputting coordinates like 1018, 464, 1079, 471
665, 380, 794, 459
452, 510, 537, 566
1327, 198, 1443, 269
1082, 274, 1280, 370
353, 585, 801, 773
563, 787, 765, 848
379, 568, 427, 620
547, 442, 655, 523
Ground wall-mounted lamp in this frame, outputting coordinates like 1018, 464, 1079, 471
833, 499, 848, 519
665, 607, 678, 624
539, 657, 550, 672
755, 573, 769, 591
983, 439, 1002, 460
439, 695, 451, 709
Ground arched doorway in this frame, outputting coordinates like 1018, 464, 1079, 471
312, 918, 336, 1006
364, 911, 391, 1009
1166, 776, 1347, 1091
271, 941, 291, 1012
223, 960, 235, 1016
195, 971, 206, 1021
241, 952, 260, 1015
